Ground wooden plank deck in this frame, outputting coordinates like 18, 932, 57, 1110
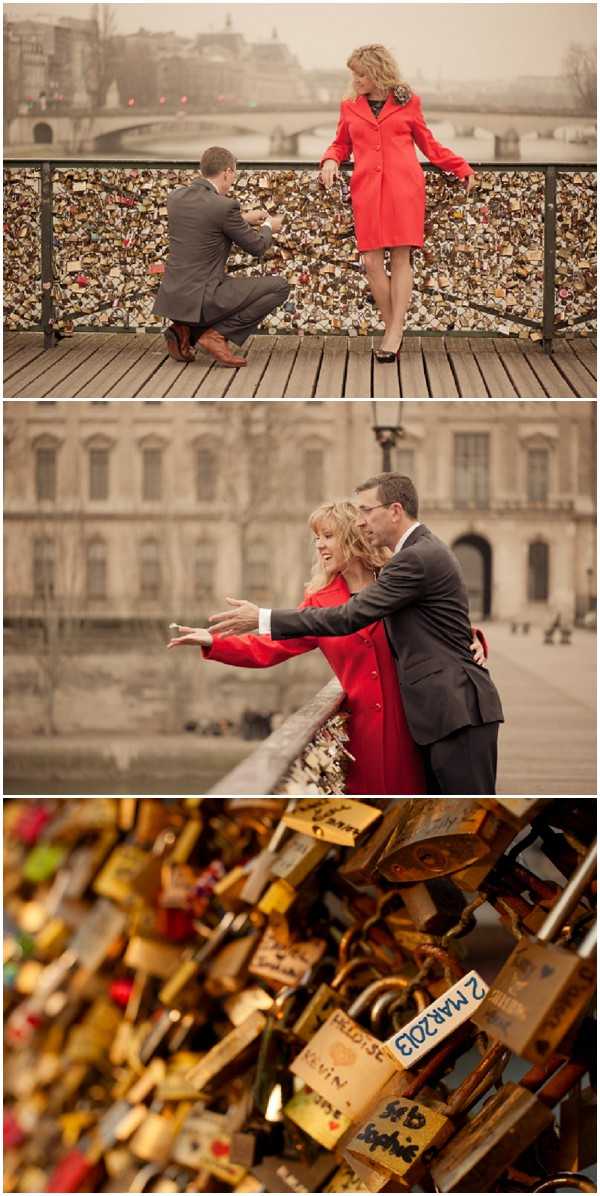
3, 332, 597, 399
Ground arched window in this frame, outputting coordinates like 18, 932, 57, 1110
244, 539, 269, 602
527, 448, 550, 503
35, 446, 57, 500
140, 539, 161, 598
196, 448, 217, 501
33, 538, 55, 598
89, 448, 110, 500
528, 540, 549, 602
86, 540, 107, 599
194, 541, 215, 600
142, 448, 162, 501
303, 447, 325, 505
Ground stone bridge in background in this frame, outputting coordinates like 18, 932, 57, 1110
7, 106, 596, 156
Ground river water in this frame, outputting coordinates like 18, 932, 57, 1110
121, 125, 596, 164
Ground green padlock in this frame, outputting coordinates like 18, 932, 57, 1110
23, 843, 66, 884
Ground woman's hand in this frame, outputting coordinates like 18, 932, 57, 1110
464, 174, 477, 195
167, 626, 213, 649
469, 633, 486, 668
320, 159, 339, 189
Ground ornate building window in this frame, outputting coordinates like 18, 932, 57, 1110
303, 447, 325, 505
194, 540, 216, 600
35, 446, 57, 500
527, 448, 550, 503
33, 537, 55, 598
142, 448, 162, 501
244, 539, 269, 603
528, 540, 550, 602
140, 539, 161, 598
86, 539, 107, 599
454, 433, 490, 507
89, 448, 110, 500
196, 448, 217, 502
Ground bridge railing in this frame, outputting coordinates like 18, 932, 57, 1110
209, 677, 349, 795
3, 159, 596, 352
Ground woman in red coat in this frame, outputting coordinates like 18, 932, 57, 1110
321, 44, 476, 361
168, 501, 486, 796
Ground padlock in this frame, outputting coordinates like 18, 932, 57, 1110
477, 799, 551, 828
282, 798, 382, 847
291, 977, 417, 1120
129, 1101, 189, 1165
378, 799, 510, 882
473, 843, 597, 1061
400, 878, 467, 935
344, 1036, 507, 1188
293, 956, 384, 1043
204, 931, 260, 997
248, 923, 326, 989
270, 830, 330, 887
185, 1009, 267, 1092
338, 801, 406, 886
430, 1053, 589, 1191
558, 1082, 596, 1171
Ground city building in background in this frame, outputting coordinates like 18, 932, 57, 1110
4, 401, 596, 739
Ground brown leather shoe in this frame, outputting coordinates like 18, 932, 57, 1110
164, 323, 194, 363
197, 328, 247, 367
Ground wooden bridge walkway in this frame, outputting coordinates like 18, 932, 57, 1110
4, 331, 596, 399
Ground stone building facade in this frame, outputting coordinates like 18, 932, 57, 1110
4, 400, 596, 735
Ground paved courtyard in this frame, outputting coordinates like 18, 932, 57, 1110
483, 622, 596, 794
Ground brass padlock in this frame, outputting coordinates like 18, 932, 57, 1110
344, 1038, 507, 1189
339, 802, 408, 886
430, 1054, 589, 1191
400, 878, 466, 935
378, 799, 508, 882
270, 831, 330, 887
282, 798, 382, 847
290, 978, 414, 1120
293, 957, 384, 1043
473, 843, 597, 1061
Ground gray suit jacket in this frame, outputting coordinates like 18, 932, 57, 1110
270, 524, 504, 746
152, 177, 273, 323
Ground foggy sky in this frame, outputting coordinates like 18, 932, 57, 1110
4, 1, 597, 78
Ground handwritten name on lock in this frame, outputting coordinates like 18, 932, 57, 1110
347, 1097, 449, 1178
249, 926, 326, 986
385, 970, 489, 1067
284, 1086, 352, 1149
291, 1009, 397, 1117
282, 799, 381, 847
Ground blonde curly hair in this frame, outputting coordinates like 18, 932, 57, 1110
346, 44, 407, 95
305, 500, 391, 596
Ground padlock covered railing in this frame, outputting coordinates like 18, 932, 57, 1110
209, 676, 347, 795
3, 160, 597, 353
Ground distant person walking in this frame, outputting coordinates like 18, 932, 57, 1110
153, 146, 289, 368
320, 45, 476, 361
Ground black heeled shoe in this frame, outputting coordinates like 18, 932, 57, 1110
374, 346, 402, 363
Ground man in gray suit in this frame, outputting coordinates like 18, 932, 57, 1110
208, 473, 504, 795
153, 146, 289, 368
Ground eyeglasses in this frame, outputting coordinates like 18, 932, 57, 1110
356, 502, 393, 515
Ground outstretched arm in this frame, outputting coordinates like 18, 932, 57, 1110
222, 200, 273, 258
209, 550, 426, 639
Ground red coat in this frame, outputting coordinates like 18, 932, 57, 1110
322, 92, 474, 252
203, 574, 425, 796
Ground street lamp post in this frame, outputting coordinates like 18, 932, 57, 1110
371, 401, 404, 472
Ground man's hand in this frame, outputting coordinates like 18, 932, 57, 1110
167, 626, 213, 649
242, 208, 269, 226
270, 215, 284, 234
464, 174, 477, 195
209, 598, 260, 637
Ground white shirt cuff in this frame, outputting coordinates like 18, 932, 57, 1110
263, 217, 273, 230
258, 608, 272, 636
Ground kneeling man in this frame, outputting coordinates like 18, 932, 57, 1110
153, 146, 288, 367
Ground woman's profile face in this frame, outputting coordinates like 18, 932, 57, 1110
313, 520, 346, 575
349, 64, 374, 95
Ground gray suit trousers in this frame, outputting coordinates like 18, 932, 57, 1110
192, 276, 290, 345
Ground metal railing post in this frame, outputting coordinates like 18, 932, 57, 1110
542, 166, 557, 355
40, 161, 56, 348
